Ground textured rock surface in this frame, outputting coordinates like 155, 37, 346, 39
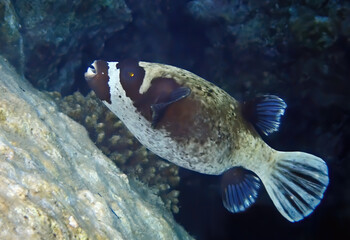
51, 91, 181, 214
0, 0, 23, 72
0, 0, 131, 94
0, 57, 193, 239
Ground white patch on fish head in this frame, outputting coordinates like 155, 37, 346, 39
103, 62, 149, 128
138, 62, 187, 94
104, 62, 181, 162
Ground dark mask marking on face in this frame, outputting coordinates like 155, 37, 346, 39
117, 59, 145, 101
85, 60, 111, 104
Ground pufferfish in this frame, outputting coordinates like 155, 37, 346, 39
85, 59, 329, 222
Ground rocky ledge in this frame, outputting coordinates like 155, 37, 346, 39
0, 57, 192, 240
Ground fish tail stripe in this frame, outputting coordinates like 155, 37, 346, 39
257, 112, 283, 116
256, 102, 283, 107
260, 151, 329, 222
257, 104, 285, 109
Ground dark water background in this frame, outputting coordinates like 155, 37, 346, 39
1, 0, 349, 239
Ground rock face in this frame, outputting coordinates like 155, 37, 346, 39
0, 57, 193, 239
0, 0, 132, 94
53, 91, 181, 214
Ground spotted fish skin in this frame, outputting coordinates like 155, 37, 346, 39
85, 60, 329, 222
86, 60, 269, 175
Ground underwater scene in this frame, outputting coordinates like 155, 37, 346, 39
0, 0, 349, 239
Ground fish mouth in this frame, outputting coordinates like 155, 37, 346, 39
84, 60, 112, 104
84, 61, 98, 81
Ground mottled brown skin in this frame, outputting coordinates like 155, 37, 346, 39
133, 77, 182, 123
135, 62, 262, 171
87, 60, 269, 174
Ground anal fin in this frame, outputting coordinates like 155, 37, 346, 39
221, 167, 261, 213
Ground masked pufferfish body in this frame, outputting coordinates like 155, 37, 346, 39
85, 59, 329, 222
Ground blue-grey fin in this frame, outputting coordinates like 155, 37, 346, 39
221, 167, 261, 213
151, 87, 191, 127
242, 95, 287, 136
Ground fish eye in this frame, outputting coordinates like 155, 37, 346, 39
117, 59, 145, 91
124, 69, 136, 81
119, 67, 137, 81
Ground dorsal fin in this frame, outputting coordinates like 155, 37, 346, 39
242, 95, 287, 136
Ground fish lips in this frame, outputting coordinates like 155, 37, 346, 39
85, 60, 112, 104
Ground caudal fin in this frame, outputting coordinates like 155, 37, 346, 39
261, 151, 329, 222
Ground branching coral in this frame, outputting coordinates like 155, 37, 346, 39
49, 91, 180, 214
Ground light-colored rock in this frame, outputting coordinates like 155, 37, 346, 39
0, 57, 193, 240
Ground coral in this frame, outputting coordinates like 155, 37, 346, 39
0, 56, 192, 239
51, 91, 181, 214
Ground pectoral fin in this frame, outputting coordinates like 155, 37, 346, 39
151, 87, 191, 127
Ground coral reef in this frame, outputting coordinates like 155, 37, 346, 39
0, 56, 192, 239
51, 91, 181, 214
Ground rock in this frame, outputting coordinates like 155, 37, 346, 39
0, 0, 24, 73
0, 56, 193, 239
52, 91, 181, 214
0, 0, 132, 94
